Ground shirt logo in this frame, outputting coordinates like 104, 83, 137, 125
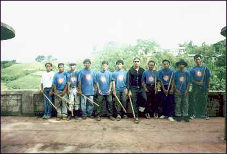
163, 75, 169, 81
118, 75, 124, 81
71, 77, 76, 82
86, 74, 91, 81
196, 71, 202, 77
100, 76, 106, 83
58, 78, 64, 84
179, 76, 185, 82
148, 76, 154, 82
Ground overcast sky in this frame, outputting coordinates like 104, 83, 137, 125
1, 1, 226, 63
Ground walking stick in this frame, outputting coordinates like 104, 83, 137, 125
129, 95, 136, 119
154, 72, 157, 95
54, 93, 70, 110
42, 92, 57, 110
75, 90, 99, 107
114, 94, 127, 113
166, 72, 174, 96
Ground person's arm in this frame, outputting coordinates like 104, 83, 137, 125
126, 71, 132, 97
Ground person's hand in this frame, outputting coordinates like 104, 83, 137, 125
128, 90, 132, 97
155, 87, 158, 94
169, 89, 174, 94
113, 90, 116, 96
163, 89, 168, 96
61, 91, 66, 97
124, 88, 128, 96
144, 88, 149, 93
98, 90, 102, 95
107, 90, 111, 95
176, 89, 181, 95
49, 91, 53, 96
185, 91, 188, 96
77, 90, 82, 96
40, 89, 43, 93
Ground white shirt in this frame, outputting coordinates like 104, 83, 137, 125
41, 71, 55, 88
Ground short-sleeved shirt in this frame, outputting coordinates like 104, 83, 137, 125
112, 69, 127, 92
190, 65, 211, 90
158, 68, 175, 86
142, 70, 158, 86
174, 70, 191, 94
78, 68, 96, 96
67, 71, 78, 87
96, 70, 112, 95
52, 72, 67, 91
41, 71, 55, 88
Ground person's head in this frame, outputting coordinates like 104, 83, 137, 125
58, 63, 64, 73
83, 59, 91, 69
147, 60, 155, 70
69, 63, 76, 71
116, 60, 124, 70
176, 59, 188, 70
162, 59, 170, 69
133, 57, 140, 67
101, 61, 108, 71
45, 62, 52, 72
194, 54, 202, 66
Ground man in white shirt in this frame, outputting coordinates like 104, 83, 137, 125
40, 62, 55, 119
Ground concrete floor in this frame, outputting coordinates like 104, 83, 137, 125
1, 116, 226, 153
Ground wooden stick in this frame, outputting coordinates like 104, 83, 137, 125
42, 92, 57, 110
129, 96, 136, 119
166, 72, 174, 96
55, 94, 70, 110
114, 94, 127, 113
154, 72, 157, 95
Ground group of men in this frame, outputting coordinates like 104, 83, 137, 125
40, 54, 211, 124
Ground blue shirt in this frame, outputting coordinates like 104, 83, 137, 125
158, 68, 175, 86
174, 70, 191, 94
142, 70, 158, 85
96, 70, 112, 95
78, 68, 96, 96
190, 65, 211, 90
112, 69, 127, 92
52, 72, 67, 91
67, 71, 78, 87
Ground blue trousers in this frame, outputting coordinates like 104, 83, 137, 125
81, 95, 94, 117
161, 85, 174, 117
43, 88, 53, 116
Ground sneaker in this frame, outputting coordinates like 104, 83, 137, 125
154, 113, 158, 119
134, 118, 139, 124
123, 115, 128, 119
46, 115, 51, 119
190, 115, 195, 119
159, 115, 165, 119
201, 115, 210, 120
96, 116, 101, 121
116, 115, 121, 121
109, 116, 115, 121
145, 113, 151, 119
183, 116, 190, 122
56, 115, 61, 121
62, 115, 67, 120
67, 115, 72, 121
139, 107, 145, 112
42, 115, 47, 120
82, 116, 87, 120
175, 117, 182, 122
74, 116, 79, 120
168, 117, 175, 122
206, 116, 210, 120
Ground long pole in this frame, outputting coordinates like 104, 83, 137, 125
42, 92, 57, 110
114, 95, 127, 113
166, 72, 174, 96
129, 96, 136, 119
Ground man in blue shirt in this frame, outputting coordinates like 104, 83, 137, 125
158, 60, 175, 122
78, 59, 96, 119
173, 59, 191, 122
190, 54, 211, 120
112, 60, 128, 121
95, 61, 114, 121
52, 63, 68, 121
66, 62, 79, 120
142, 60, 159, 119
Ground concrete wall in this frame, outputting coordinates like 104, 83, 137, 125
1, 90, 226, 117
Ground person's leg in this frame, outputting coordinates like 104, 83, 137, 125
194, 86, 202, 118
152, 91, 159, 117
87, 96, 94, 117
182, 94, 189, 122
174, 93, 182, 121
97, 95, 104, 117
74, 89, 80, 118
131, 89, 139, 118
115, 91, 121, 116
80, 96, 87, 117
61, 94, 68, 119
55, 93, 62, 120
43, 89, 48, 117
122, 90, 128, 118
46, 89, 53, 117
68, 88, 74, 119
160, 89, 167, 118
200, 90, 208, 118
167, 94, 175, 118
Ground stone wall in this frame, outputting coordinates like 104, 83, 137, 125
1, 90, 226, 117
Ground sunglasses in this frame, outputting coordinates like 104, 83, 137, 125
134, 61, 140, 63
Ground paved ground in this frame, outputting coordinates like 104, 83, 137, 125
1, 116, 226, 153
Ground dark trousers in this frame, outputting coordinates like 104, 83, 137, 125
131, 88, 147, 118
161, 85, 174, 117
96, 94, 113, 117
191, 84, 208, 117
115, 90, 127, 116
145, 85, 158, 114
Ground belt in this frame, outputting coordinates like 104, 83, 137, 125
44, 87, 51, 89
